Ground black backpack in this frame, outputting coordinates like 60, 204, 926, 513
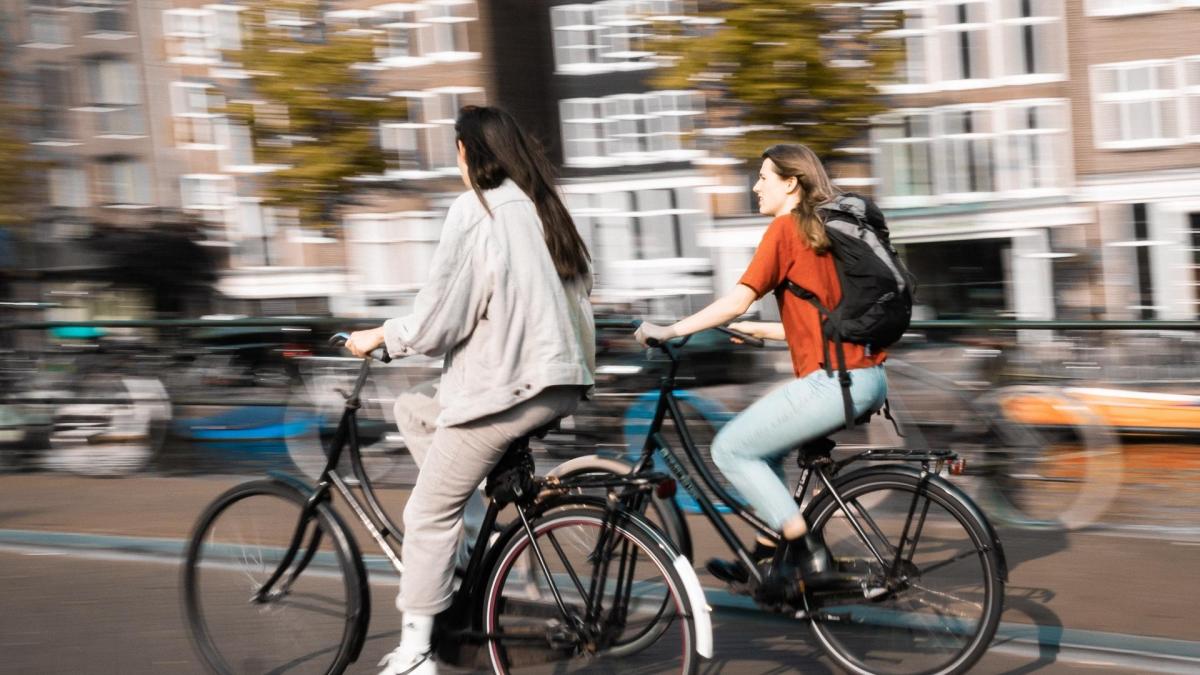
780, 193, 915, 429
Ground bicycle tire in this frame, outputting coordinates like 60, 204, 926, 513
977, 385, 1122, 530
804, 466, 1004, 675
546, 455, 694, 559
182, 478, 369, 675
481, 506, 702, 674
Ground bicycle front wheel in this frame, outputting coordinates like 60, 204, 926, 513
483, 507, 701, 674
182, 479, 368, 675
804, 468, 1004, 675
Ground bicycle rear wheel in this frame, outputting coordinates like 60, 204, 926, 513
482, 507, 701, 674
182, 479, 368, 675
804, 468, 1004, 675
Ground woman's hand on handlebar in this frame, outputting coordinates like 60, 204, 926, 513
346, 327, 386, 358
634, 321, 676, 347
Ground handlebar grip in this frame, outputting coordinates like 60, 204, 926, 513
329, 332, 393, 363
715, 326, 765, 348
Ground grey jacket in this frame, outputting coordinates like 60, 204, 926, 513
383, 179, 595, 426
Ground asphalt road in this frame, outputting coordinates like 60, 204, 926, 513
1, 472, 1198, 674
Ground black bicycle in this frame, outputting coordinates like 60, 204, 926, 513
549, 326, 1007, 675
181, 334, 712, 675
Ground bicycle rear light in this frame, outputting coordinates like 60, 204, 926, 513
655, 477, 677, 499
948, 458, 966, 476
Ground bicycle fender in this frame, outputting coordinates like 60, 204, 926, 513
673, 553, 713, 658
811, 463, 1008, 582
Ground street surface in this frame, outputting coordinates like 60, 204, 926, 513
1, 465, 1198, 674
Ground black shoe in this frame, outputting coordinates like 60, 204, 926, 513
705, 541, 776, 585
784, 532, 862, 592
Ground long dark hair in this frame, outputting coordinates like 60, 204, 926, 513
762, 144, 840, 254
455, 105, 590, 281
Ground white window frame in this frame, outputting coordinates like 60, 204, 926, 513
27, 10, 70, 47
170, 81, 224, 148
180, 174, 233, 211
98, 158, 151, 206
994, 98, 1072, 196
934, 104, 998, 199
996, 0, 1065, 79
48, 167, 90, 208
1084, 0, 1179, 17
550, 1, 692, 76
932, 0, 992, 84
1183, 56, 1200, 142
559, 90, 704, 168
163, 6, 242, 65
381, 86, 485, 175
85, 57, 144, 138
1091, 58, 1184, 150
373, 1, 480, 68
876, 1, 934, 89
871, 109, 937, 207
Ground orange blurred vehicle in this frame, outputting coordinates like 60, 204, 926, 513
1000, 386, 1200, 436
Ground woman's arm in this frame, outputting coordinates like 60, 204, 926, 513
635, 284, 757, 345
729, 320, 785, 341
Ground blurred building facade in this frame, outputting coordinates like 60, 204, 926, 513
866, 0, 1199, 321
3, 0, 1196, 323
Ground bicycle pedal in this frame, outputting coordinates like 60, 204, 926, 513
862, 585, 888, 599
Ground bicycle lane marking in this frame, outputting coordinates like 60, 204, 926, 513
4, 527, 1199, 671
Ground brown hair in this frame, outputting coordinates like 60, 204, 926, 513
761, 144, 840, 254
455, 105, 590, 281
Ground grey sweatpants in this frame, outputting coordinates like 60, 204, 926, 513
393, 380, 582, 615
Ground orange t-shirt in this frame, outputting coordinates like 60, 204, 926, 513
738, 214, 887, 378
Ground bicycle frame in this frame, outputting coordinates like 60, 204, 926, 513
630, 339, 957, 588
253, 353, 660, 663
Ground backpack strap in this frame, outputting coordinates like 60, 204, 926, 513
781, 280, 857, 430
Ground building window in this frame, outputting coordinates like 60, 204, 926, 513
998, 100, 1069, 191
1092, 59, 1181, 148
170, 82, 224, 146
382, 87, 485, 173
873, 112, 935, 198
877, 2, 931, 85
1185, 57, 1200, 139
559, 90, 704, 167
550, 1, 697, 75
998, 0, 1063, 77
374, 1, 478, 66
85, 58, 144, 136
937, 107, 995, 194
28, 10, 69, 46
163, 5, 241, 64
425, 0, 475, 55
1085, 0, 1177, 16
180, 174, 232, 211
935, 0, 991, 81
79, 0, 130, 34
34, 64, 72, 140
97, 158, 151, 205
48, 167, 90, 208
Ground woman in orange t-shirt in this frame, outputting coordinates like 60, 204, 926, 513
635, 144, 888, 591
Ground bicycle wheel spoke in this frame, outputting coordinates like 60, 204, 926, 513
809, 474, 1001, 675
484, 508, 695, 673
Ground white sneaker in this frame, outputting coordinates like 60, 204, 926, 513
377, 647, 438, 675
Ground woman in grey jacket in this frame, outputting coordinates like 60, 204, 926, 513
347, 106, 595, 675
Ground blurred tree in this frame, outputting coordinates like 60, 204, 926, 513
221, 0, 404, 230
0, 37, 39, 228
651, 1, 902, 161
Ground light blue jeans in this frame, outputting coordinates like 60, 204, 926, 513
711, 365, 888, 530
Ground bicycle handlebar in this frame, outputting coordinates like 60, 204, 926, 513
329, 332, 392, 363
